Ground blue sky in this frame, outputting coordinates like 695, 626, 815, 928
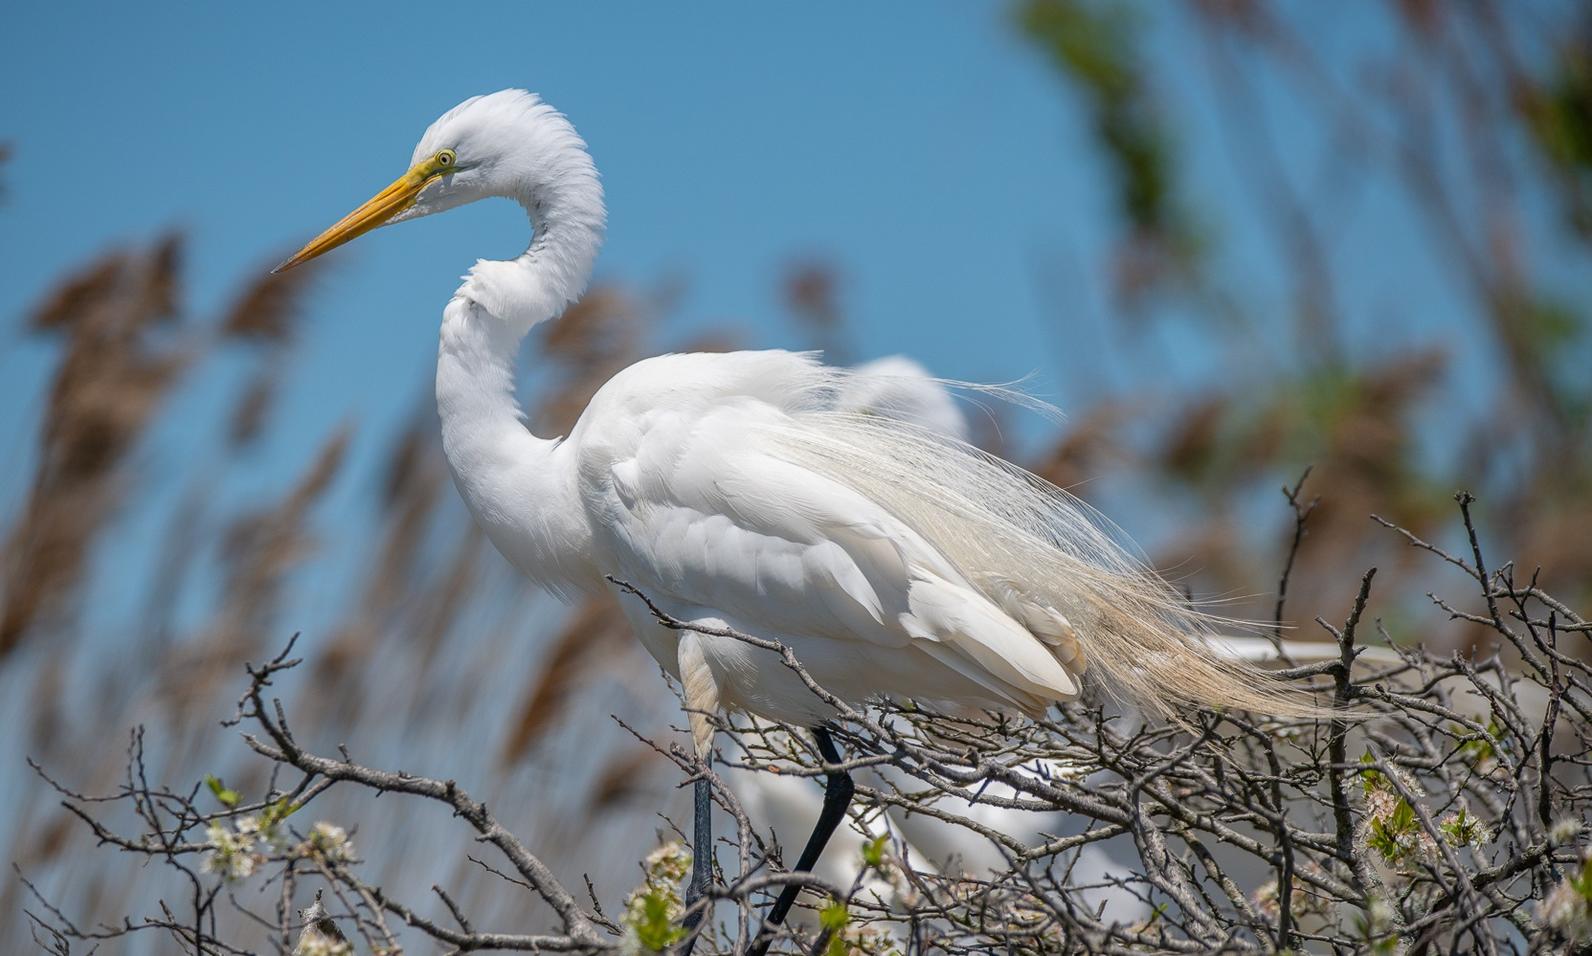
0, 4, 1118, 494
0, 4, 1108, 376
2, 2, 1568, 638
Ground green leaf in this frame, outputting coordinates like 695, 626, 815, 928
1389, 799, 1416, 834
262, 795, 300, 826
1568, 854, 1592, 900
631, 890, 686, 952
1459, 718, 1505, 765
819, 899, 851, 956
205, 774, 240, 808
1367, 818, 1400, 863
1358, 753, 1384, 793
861, 834, 888, 869
1441, 806, 1485, 847
819, 899, 849, 932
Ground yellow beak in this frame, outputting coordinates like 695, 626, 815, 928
273, 160, 439, 274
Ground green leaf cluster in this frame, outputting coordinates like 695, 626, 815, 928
1366, 798, 1419, 866
629, 888, 687, 953
819, 899, 850, 956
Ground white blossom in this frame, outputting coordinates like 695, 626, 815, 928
201, 821, 259, 882
620, 841, 690, 955
1550, 817, 1583, 846
304, 822, 355, 863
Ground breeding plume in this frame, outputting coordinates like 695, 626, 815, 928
275, 89, 1307, 946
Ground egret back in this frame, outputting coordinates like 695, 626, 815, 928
771, 368, 1324, 721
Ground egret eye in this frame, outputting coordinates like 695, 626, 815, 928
436, 149, 456, 168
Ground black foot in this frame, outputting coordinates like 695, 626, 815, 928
748, 727, 854, 956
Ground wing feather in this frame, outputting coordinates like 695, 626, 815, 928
585, 385, 1079, 714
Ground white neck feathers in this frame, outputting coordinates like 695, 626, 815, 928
431, 104, 606, 595
455, 109, 605, 339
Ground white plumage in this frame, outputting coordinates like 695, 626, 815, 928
585, 351, 1089, 726
278, 89, 1309, 754
726, 370, 1147, 935
273, 89, 1330, 945
833, 356, 971, 443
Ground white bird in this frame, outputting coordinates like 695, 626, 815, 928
274, 89, 1311, 948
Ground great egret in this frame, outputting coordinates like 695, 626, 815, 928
275, 89, 1311, 947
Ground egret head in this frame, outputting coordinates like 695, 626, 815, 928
274, 89, 600, 273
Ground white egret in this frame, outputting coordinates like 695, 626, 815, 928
275, 89, 1314, 948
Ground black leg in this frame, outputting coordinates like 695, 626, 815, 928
681, 775, 712, 954
748, 727, 854, 956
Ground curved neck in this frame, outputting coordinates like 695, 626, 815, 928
458, 180, 605, 339
433, 182, 605, 595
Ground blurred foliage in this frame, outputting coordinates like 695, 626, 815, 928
1013, 0, 1592, 634
1018, 0, 1207, 303
0, 241, 693, 952
1517, 16, 1592, 233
